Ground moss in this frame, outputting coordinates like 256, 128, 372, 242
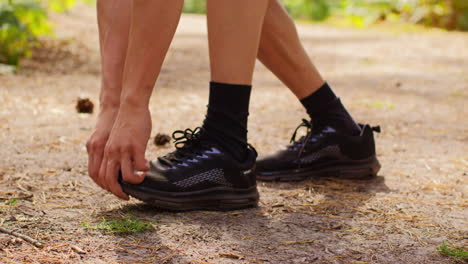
82, 217, 153, 234
437, 241, 468, 263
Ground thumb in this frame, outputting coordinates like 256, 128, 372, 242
133, 148, 150, 172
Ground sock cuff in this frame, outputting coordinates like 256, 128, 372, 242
208, 82, 252, 113
203, 82, 252, 161
300, 82, 337, 116
210, 81, 252, 89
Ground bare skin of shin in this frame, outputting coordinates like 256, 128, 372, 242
207, 0, 269, 85
258, 0, 325, 99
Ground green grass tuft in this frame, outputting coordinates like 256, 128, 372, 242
437, 241, 468, 263
82, 217, 153, 234
8, 198, 18, 207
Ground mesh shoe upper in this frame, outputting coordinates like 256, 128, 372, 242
256, 120, 379, 173
121, 127, 257, 193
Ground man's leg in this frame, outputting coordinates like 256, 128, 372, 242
258, 0, 323, 99
255, 0, 381, 181
202, 0, 269, 161
208, 0, 269, 85
258, 0, 360, 135
96, 0, 185, 200
120, 0, 269, 211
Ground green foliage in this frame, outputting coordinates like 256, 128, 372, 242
183, 0, 206, 14
47, 0, 77, 12
0, 0, 94, 66
328, 0, 468, 30
284, 0, 330, 21
48, 0, 95, 12
181, 0, 468, 30
451, 0, 468, 30
0, 0, 51, 65
82, 217, 153, 234
437, 241, 468, 263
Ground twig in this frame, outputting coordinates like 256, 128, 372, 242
192, 260, 217, 264
0, 194, 33, 201
0, 226, 43, 248
71, 245, 86, 254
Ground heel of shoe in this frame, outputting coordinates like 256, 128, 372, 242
337, 158, 381, 179
218, 195, 259, 210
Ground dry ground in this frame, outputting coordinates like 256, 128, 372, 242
0, 5, 467, 264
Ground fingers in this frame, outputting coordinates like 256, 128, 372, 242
105, 159, 129, 200
86, 137, 107, 186
121, 154, 145, 184
87, 147, 95, 182
98, 154, 109, 191
91, 139, 148, 200
89, 147, 105, 185
133, 147, 150, 172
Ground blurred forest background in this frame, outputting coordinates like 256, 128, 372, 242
1, 0, 467, 67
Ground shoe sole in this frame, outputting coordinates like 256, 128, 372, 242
120, 184, 259, 212
256, 156, 381, 182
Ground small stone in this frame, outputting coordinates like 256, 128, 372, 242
154, 133, 171, 146
76, 98, 94, 114
9, 238, 23, 245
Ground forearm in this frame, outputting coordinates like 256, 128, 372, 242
97, 0, 131, 110
120, 0, 184, 109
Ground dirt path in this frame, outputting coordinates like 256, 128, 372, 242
0, 5, 466, 264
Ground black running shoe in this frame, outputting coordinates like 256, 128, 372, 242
119, 127, 259, 211
256, 119, 381, 181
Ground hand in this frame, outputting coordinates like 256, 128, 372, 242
86, 106, 119, 189
97, 105, 151, 200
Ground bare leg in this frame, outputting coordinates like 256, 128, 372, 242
97, 0, 184, 200
207, 0, 269, 85
257, 0, 361, 136
200, 0, 268, 161
258, 0, 324, 99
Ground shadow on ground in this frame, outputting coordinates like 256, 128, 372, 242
96, 176, 389, 263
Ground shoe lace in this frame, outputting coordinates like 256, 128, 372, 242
288, 119, 315, 159
173, 127, 203, 149
161, 127, 209, 165
290, 119, 313, 144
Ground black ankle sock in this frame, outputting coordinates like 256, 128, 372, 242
300, 82, 361, 135
201, 82, 252, 161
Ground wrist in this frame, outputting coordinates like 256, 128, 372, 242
118, 99, 150, 115
99, 94, 120, 111
120, 93, 150, 111
99, 101, 120, 112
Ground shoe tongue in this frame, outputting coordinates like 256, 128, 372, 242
159, 141, 211, 167
303, 126, 336, 144
321, 126, 337, 133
